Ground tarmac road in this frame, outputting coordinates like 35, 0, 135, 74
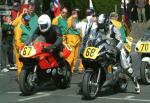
0, 52, 150, 103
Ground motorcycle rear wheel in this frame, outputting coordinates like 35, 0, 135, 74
19, 67, 35, 95
55, 61, 72, 89
113, 77, 128, 92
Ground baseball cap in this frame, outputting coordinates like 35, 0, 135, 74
22, 13, 31, 21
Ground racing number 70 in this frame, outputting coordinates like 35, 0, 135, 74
86, 48, 96, 57
141, 44, 149, 51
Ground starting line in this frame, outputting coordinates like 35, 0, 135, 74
97, 97, 150, 102
7, 91, 150, 102
18, 93, 51, 102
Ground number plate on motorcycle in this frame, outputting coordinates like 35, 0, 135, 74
138, 42, 150, 53
20, 46, 36, 57
83, 47, 100, 59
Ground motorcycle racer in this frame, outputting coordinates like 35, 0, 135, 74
37, 14, 66, 75
98, 12, 140, 93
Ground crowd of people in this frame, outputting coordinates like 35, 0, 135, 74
0, 1, 85, 74
121, 0, 150, 23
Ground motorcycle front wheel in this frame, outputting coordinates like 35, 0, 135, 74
141, 61, 150, 85
19, 67, 35, 95
82, 71, 100, 99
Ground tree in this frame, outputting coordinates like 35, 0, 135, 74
42, 0, 120, 18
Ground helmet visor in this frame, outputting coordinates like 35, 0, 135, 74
40, 23, 48, 30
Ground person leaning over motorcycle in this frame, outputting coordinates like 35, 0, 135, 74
108, 12, 140, 93
14, 13, 31, 79
37, 14, 66, 75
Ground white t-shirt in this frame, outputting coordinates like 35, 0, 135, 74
76, 16, 98, 39
121, 0, 130, 9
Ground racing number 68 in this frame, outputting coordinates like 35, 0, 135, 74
86, 48, 96, 57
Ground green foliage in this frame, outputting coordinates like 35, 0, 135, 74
61, 0, 89, 18
42, 0, 120, 18
93, 0, 120, 14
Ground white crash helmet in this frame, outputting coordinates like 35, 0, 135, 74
38, 14, 51, 33
98, 14, 105, 24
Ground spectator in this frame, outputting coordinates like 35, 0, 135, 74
76, 8, 98, 56
66, 9, 83, 73
52, 7, 68, 43
12, 2, 38, 40
12, 2, 38, 29
148, 0, 150, 20
45, 1, 55, 20
24, 2, 38, 40
1, 16, 15, 72
14, 13, 31, 79
127, 0, 136, 22
1, 16, 9, 72
135, 0, 146, 23
121, 0, 130, 20
11, 2, 20, 20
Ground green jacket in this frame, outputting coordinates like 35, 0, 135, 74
58, 16, 68, 35
67, 17, 80, 35
21, 13, 38, 42
68, 26, 80, 35
2, 22, 14, 42
2, 22, 13, 32
29, 13, 38, 37
120, 26, 127, 43
111, 20, 127, 43
20, 24, 31, 42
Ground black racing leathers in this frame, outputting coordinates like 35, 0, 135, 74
38, 25, 65, 67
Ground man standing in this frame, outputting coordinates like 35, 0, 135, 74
4, 16, 15, 68
14, 13, 31, 79
121, 0, 130, 18
52, 7, 68, 43
135, 0, 146, 23
1, 16, 15, 72
66, 9, 83, 73
12, 2, 38, 38
76, 9, 98, 54
148, 0, 150, 20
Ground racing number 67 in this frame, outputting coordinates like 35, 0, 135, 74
23, 47, 32, 56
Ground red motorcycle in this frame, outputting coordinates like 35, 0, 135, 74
19, 40, 72, 95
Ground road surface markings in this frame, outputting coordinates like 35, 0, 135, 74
7, 92, 21, 94
7, 92, 47, 94
65, 94, 150, 102
97, 97, 150, 102
124, 96, 135, 99
18, 93, 51, 102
